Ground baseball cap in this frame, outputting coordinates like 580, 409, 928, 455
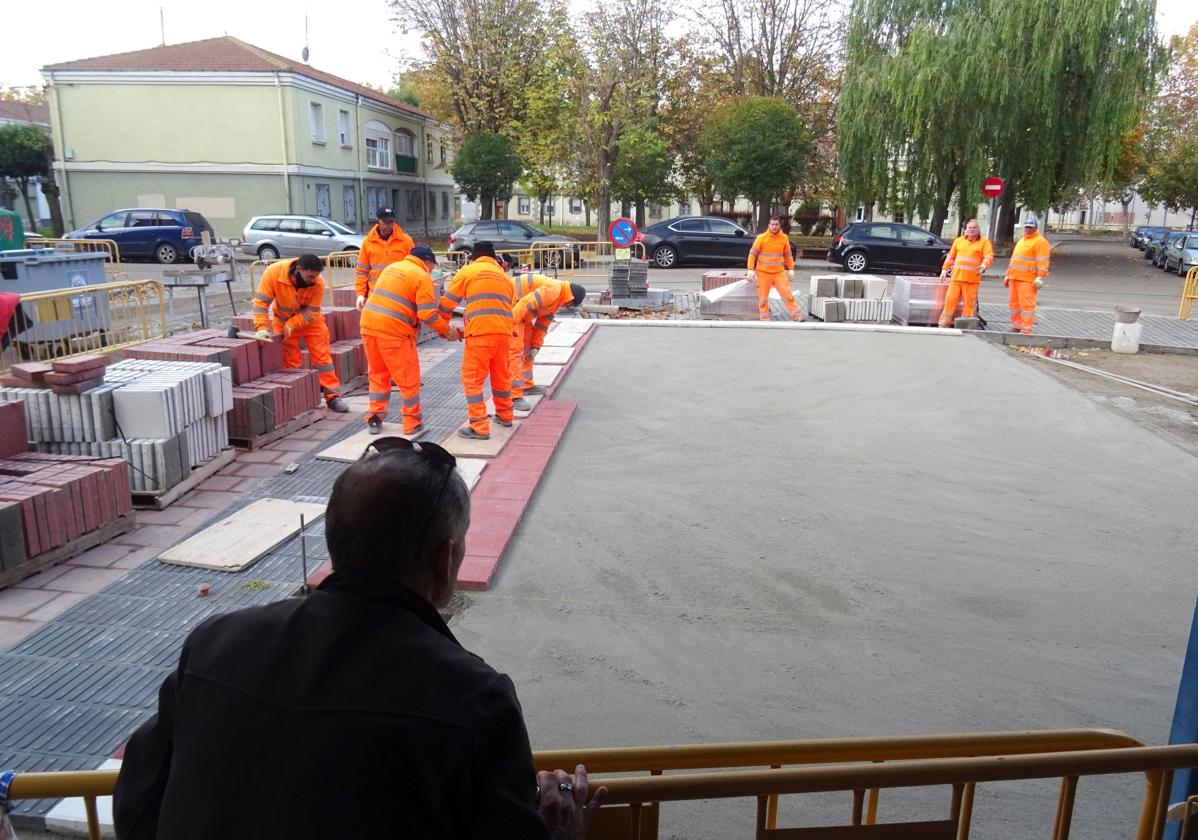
411, 245, 436, 262
1022, 217, 1038, 228
376, 207, 397, 221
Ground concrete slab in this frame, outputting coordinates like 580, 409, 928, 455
486, 394, 543, 418
457, 458, 487, 491
452, 325, 1198, 838
532, 364, 561, 387
441, 419, 520, 458
551, 319, 592, 334
315, 422, 412, 462
533, 346, 575, 365
542, 330, 584, 347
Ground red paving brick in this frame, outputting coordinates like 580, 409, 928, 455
466, 514, 517, 539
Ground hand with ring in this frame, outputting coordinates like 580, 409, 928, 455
536, 763, 608, 840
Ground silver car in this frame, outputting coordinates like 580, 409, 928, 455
1164, 232, 1198, 276
241, 215, 364, 260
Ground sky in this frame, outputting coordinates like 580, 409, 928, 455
1, 0, 1195, 91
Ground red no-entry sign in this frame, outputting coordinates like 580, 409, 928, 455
982, 177, 1005, 198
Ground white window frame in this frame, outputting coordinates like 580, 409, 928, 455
309, 102, 326, 143
395, 129, 417, 159
364, 120, 392, 170
570, 198, 582, 213
338, 110, 352, 147
518, 197, 531, 215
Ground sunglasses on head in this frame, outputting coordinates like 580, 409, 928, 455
362, 437, 459, 555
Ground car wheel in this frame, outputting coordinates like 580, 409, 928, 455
257, 244, 280, 261
843, 250, 868, 273
155, 242, 179, 265
653, 244, 678, 268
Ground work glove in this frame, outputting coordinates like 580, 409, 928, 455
523, 347, 538, 363
1033, 277, 1045, 289
445, 325, 461, 342
786, 270, 794, 283
355, 295, 366, 311
253, 329, 271, 343
283, 323, 294, 338
1003, 277, 1010, 288
939, 270, 949, 281
747, 269, 757, 282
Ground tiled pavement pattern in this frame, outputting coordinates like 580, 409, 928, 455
976, 303, 1198, 348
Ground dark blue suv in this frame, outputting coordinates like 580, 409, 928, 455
67, 208, 215, 264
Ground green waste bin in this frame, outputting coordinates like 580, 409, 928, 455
0, 208, 23, 252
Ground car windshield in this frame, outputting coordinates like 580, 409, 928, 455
326, 220, 356, 235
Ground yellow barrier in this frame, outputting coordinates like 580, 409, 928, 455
27, 237, 122, 265
1, 279, 167, 375
5, 729, 1181, 840
1180, 266, 1198, 320
246, 252, 362, 305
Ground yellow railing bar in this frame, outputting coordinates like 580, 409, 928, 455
1180, 266, 1198, 320
27, 237, 121, 264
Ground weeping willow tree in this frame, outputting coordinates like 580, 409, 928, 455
839, 0, 1159, 241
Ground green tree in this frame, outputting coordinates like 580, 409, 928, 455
701, 97, 811, 230
1142, 24, 1198, 227
0, 122, 61, 234
450, 132, 524, 220
610, 122, 675, 226
661, 39, 734, 215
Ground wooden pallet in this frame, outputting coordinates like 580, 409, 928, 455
0, 514, 135, 590
131, 448, 237, 510
229, 406, 325, 451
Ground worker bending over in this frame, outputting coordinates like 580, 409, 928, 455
253, 254, 347, 412
355, 207, 414, 311
938, 218, 994, 328
360, 245, 461, 436
509, 270, 586, 411
748, 215, 802, 321
1006, 218, 1050, 334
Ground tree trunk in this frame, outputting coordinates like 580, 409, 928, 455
994, 193, 1018, 249
1121, 198, 1132, 235
699, 198, 711, 216
595, 164, 612, 241
864, 202, 875, 222
538, 199, 546, 226
584, 201, 591, 227
634, 201, 645, 228
756, 198, 770, 232
480, 192, 494, 220
16, 178, 36, 226
619, 200, 631, 219
39, 155, 65, 237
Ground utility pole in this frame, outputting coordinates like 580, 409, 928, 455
160, 8, 165, 46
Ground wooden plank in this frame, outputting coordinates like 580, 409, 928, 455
0, 515, 135, 590
315, 421, 414, 463
131, 448, 237, 510
158, 498, 326, 572
441, 419, 520, 458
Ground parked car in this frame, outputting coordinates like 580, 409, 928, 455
240, 215, 364, 261
65, 208, 214, 264
1143, 228, 1174, 262
639, 216, 793, 268
1132, 226, 1168, 249
827, 222, 950, 274
447, 220, 579, 268
1155, 231, 1187, 268
1163, 233, 1198, 275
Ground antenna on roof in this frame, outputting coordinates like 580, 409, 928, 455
160, 7, 166, 46
302, 3, 310, 63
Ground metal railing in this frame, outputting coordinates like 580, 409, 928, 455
7, 729, 1195, 840
1180, 266, 1198, 320
0, 279, 167, 376
26, 237, 122, 265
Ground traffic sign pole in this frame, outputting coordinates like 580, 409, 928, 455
982, 177, 1005, 243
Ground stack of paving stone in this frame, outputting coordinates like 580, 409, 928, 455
0, 400, 132, 574
0, 358, 233, 495
229, 368, 322, 440
892, 276, 948, 326
231, 297, 368, 384
702, 270, 749, 291
609, 259, 649, 299
807, 275, 893, 323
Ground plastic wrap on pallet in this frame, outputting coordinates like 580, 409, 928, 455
891, 276, 948, 326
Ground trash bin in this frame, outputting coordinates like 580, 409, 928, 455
1111, 306, 1143, 354
0, 208, 23, 252
0, 249, 111, 342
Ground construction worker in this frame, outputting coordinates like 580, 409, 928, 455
253, 254, 348, 412
439, 241, 514, 440
937, 218, 994, 328
1005, 217, 1051, 334
747, 215, 802, 321
355, 207, 415, 311
509, 271, 586, 411
360, 245, 462, 436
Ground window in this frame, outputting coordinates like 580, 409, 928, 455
440, 144, 448, 166
442, 191, 450, 219
338, 110, 352, 147
96, 212, 128, 231
672, 219, 708, 232
251, 217, 280, 231
707, 219, 741, 235
364, 121, 391, 169
499, 221, 528, 238
867, 224, 898, 240
315, 184, 331, 218
569, 198, 582, 213
473, 221, 499, 236
279, 218, 304, 234
303, 219, 330, 235
406, 189, 421, 219
343, 186, 356, 224
678, 202, 692, 216
428, 190, 436, 217
546, 202, 555, 216
366, 187, 387, 219
855, 205, 866, 222
649, 203, 662, 218
128, 211, 163, 227
309, 102, 326, 143
426, 137, 435, 164
395, 129, 417, 158
900, 227, 932, 244
518, 197, 531, 215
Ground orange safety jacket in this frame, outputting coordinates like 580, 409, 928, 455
1007, 232, 1050, 283
942, 236, 994, 283
360, 254, 450, 340
354, 223, 415, 298
747, 230, 795, 273
512, 272, 568, 348
439, 256, 513, 338
252, 259, 326, 334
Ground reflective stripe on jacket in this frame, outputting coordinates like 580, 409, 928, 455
440, 256, 513, 338
512, 272, 565, 347
942, 236, 994, 282
252, 259, 325, 334
747, 231, 794, 272
355, 224, 415, 298
1006, 232, 1050, 283
360, 254, 450, 340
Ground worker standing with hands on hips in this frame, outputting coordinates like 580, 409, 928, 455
356, 207, 415, 311
439, 241, 515, 440
1005, 217, 1050, 334
360, 245, 462, 436
252, 253, 348, 412
937, 218, 994, 328
509, 270, 587, 411
747, 215, 802, 321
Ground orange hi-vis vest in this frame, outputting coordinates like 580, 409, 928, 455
253, 259, 325, 334
355, 223, 415, 298
512, 272, 568, 347
747, 230, 794, 273
360, 254, 449, 340
942, 236, 995, 283
1007, 232, 1050, 283
439, 256, 514, 338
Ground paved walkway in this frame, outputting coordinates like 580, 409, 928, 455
976, 303, 1198, 349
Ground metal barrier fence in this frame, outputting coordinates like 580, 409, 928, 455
0, 279, 167, 376
26, 237, 122, 265
8, 729, 1197, 840
1180, 266, 1198, 320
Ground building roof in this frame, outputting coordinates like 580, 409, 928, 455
42, 36, 432, 122
0, 100, 50, 125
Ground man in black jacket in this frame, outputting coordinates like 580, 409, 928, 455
114, 437, 605, 839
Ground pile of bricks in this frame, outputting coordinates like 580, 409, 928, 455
0, 401, 132, 570
124, 328, 283, 387
229, 368, 322, 440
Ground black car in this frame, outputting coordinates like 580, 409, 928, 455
1133, 226, 1169, 250
1143, 228, 1174, 262
641, 216, 794, 268
827, 222, 949, 274
447, 220, 579, 268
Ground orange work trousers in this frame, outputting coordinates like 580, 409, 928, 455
1008, 280, 1038, 333
282, 324, 341, 401
938, 280, 979, 327
462, 334, 513, 436
363, 334, 422, 434
509, 324, 535, 399
755, 271, 802, 321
